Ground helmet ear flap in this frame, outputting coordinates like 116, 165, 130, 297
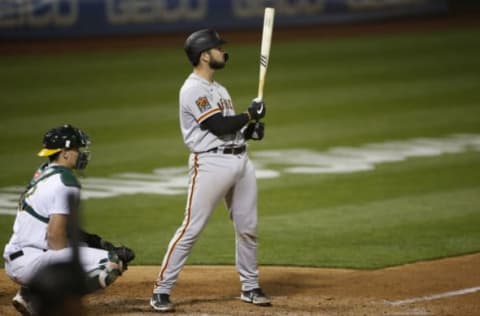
191, 52, 201, 66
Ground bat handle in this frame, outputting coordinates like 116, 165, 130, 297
258, 69, 266, 101
257, 82, 264, 101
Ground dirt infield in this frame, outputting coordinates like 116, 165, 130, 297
1, 253, 479, 315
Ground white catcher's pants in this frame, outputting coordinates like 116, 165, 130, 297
155, 151, 260, 293
5, 246, 110, 286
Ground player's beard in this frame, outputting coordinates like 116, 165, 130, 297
209, 53, 229, 70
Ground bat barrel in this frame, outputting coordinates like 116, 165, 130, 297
257, 7, 275, 101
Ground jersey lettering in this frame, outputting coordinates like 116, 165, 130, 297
217, 98, 234, 112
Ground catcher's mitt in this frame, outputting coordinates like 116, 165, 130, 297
113, 245, 135, 267
101, 240, 135, 268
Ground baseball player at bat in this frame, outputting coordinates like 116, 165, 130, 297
150, 29, 270, 312
3, 124, 135, 316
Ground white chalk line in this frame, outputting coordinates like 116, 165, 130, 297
385, 286, 480, 306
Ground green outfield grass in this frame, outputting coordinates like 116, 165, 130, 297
1, 27, 479, 269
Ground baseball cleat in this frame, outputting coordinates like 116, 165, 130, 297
150, 293, 175, 312
12, 287, 35, 316
241, 288, 272, 306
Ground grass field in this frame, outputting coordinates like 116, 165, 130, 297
1, 27, 479, 269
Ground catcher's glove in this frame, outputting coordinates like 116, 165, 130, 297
101, 240, 135, 269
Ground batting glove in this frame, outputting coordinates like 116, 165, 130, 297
248, 98, 266, 121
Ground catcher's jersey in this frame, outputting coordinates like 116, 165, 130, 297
3, 163, 80, 256
179, 72, 245, 153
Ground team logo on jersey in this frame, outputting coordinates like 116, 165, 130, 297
196, 96, 212, 113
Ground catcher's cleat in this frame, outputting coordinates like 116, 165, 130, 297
150, 293, 175, 312
240, 288, 272, 306
12, 287, 36, 316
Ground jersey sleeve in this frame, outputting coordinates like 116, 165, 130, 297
49, 179, 80, 216
182, 85, 221, 124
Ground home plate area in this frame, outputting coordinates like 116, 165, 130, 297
1, 253, 479, 315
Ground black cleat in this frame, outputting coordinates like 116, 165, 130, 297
241, 288, 272, 306
150, 293, 175, 312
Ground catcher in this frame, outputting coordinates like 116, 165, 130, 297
3, 124, 135, 316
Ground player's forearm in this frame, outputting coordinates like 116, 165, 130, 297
78, 229, 116, 250
47, 214, 69, 249
79, 229, 103, 248
200, 112, 250, 136
47, 228, 68, 249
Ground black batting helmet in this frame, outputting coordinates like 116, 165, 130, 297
184, 29, 226, 66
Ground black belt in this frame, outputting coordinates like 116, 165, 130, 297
9, 250, 24, 261
208, 145, 246, 155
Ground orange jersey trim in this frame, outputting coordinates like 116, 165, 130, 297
197, 108, 221, 123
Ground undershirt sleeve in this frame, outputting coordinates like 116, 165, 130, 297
200, 112, 250, 136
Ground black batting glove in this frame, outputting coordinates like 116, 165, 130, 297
244, 122, 265, 141
247, 99, 266, 121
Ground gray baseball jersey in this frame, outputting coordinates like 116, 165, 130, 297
180, 73, 246, 151
154, 72, 260, 294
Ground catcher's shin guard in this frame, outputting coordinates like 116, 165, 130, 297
88, 251, 124, 291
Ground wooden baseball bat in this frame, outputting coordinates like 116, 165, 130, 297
257, 7, 275, 102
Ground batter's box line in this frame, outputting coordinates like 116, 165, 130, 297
384, 286, 480, 306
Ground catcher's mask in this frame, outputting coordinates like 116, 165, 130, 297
38, 124, 91, 170
184, 29, 228, 66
